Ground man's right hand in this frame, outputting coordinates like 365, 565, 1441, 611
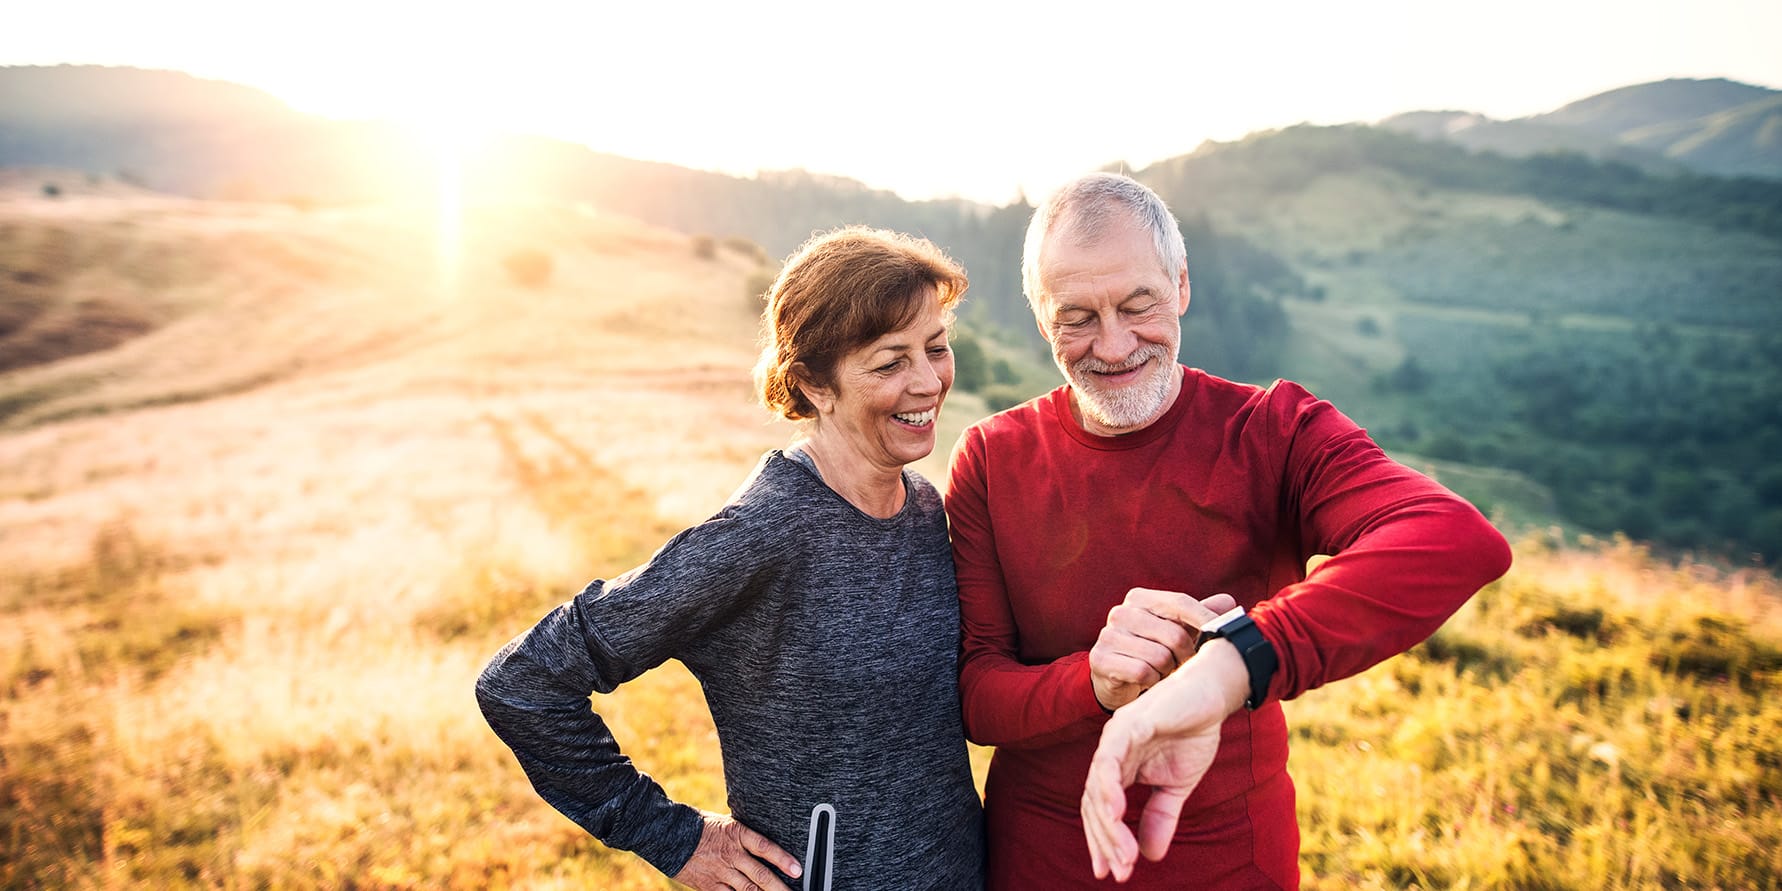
672, 812, 802, 891
1089, 589, 1237, 711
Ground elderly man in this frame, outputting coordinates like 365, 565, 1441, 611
946, 173, 1512, 888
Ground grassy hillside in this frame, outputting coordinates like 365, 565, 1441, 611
1291, 534, 1782, 889
0, 189, 847, 888
3, 191, 1779, 889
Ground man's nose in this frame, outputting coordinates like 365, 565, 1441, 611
1094, 316, 1140, 363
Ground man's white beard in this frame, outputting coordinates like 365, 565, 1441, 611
1060, 342, 1176, 430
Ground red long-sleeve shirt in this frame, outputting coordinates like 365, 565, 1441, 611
947, 367, 1512, 889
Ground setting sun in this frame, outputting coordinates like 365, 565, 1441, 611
7, 0, 1778, 203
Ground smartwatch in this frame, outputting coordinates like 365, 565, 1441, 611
1199, 606, 1278, 710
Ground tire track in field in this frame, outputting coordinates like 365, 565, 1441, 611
480, 409, 675, 567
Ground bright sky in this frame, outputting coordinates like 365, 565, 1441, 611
5, 0, 1779, 204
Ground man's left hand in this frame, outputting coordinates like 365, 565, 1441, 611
1080, 638, 1251, 882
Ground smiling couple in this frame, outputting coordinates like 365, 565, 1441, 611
476, 174, 1511, 890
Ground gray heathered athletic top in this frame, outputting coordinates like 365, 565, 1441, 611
476, 450, 985, 889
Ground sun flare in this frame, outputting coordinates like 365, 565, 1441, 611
396, 111, 494, 298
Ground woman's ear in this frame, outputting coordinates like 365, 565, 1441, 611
792, 363, 835, 416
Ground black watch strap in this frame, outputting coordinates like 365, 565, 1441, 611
1200, 607, 1278, 710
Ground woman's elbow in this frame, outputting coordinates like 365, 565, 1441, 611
474, 659, 505, 721
474, 644, 523, 720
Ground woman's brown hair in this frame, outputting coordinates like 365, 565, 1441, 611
755, 227, 967, 421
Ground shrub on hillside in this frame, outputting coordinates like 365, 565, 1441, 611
1650, 613, 1782, 683
952, 331, 989, 392
981, 384, 1029, 413
721, 236, 771, 266
991, 357, 1019, 386
744, 268, 779, 307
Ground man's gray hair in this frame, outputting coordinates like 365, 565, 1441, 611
1020, 172, 1187, 312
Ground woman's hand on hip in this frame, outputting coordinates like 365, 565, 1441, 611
672, 812, 802, 891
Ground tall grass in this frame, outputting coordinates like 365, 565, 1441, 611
0, 198, 787, 888
11, 517, 1777, 887
1287, 533, 1782, 889
1, 415, 724, 889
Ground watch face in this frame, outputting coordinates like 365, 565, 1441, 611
1202, 605, 1246, 634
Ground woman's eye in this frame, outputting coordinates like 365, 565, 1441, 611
928, 345, 951, 358
877, 360, 902, 373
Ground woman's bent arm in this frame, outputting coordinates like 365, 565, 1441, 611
476, 594, 706, 874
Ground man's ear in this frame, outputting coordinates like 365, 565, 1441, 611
1175, 266, 1192, 317
1031, 297, 1055, 345
792, 363, 835, 415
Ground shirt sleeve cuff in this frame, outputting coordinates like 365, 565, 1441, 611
1060, 651, 1110, 721
1246, 605, 1293, 705
628, 801, 705, 877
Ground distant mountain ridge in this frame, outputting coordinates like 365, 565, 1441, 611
6, 64, 1782, 560
6, 66, 1781, 204
1381, 78, 1782, 180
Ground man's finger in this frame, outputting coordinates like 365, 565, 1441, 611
1083, 778, 1127, 879
1136, 787, 1192, 863
1126, 587, 1224, 629
1099, 637, 1177, 680
1096, 662, 1159, 691
738, 825, 802, 879
1083, 793, 1111, 879
1084, 739, 1141, 879
1199, 592, 1237, 616
1096, 622, 1176, 664
1108, 607, 1197, 661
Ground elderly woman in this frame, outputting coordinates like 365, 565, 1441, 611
477, 227, 986, 890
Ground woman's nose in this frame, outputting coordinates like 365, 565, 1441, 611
910, 357, 943, 395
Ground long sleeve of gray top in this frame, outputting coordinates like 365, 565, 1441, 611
472, 507, 776, 871
474, 452, 985, 887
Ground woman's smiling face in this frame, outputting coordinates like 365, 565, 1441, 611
810, 291, 954, 472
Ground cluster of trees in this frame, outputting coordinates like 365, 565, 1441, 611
947, 328, 1024, 400
1378, 322, 1782, 561
1175, 214, 1299, 381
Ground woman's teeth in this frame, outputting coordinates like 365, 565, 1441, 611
894, 409, 936, 426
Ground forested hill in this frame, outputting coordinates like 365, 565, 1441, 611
7, 65, 1782, 562
1136, 125, 1782, 563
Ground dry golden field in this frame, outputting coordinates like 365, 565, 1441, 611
2, 186, 1778, 889
0, 187, 987, 889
